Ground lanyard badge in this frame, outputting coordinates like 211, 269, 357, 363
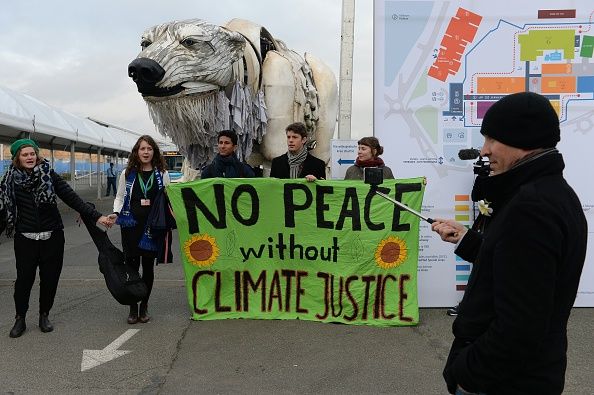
138, 171, 155, 206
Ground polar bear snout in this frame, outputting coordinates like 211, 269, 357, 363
128, 57, 166, 94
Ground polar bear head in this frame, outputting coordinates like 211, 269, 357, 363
129, 19, 245, 99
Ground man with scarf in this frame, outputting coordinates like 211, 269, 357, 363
201, 130, 255, 179
0, 139, 112, 338
431, 92, 587, 395
270, 122, 325, 180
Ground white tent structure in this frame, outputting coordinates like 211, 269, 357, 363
0, 85, 151, 153
0, 85, 170, 198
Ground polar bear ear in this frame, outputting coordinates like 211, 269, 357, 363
221, 28, 246, 44
221, 29, 246, 54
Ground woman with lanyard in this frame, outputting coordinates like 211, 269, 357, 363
0, 139, 112, 338
111, 135, 170, 324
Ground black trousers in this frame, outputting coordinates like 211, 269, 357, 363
126, 255, 154, 304
106, 177, 117, 196
13, 230, 65, 316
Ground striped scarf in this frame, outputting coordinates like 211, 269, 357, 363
287, 147, 308, 179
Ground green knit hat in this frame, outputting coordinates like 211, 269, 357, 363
10, 138, 40, 159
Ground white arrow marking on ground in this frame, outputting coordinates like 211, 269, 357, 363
81, 329, 140, 372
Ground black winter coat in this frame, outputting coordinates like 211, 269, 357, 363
270, 153, 326, 179
201, 154, 255, 179
15, 170, 101, 233
444, 151, 587, 395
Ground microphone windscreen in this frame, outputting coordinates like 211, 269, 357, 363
458, 148, 481, 160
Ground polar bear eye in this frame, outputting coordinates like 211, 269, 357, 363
181, 38, 196, 46
140, 39, 152, 49
180, 37, 215, 52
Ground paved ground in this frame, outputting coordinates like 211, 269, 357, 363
0, 187, 592, 394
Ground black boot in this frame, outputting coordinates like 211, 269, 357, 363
39, 312, 54, 333
138, 302, 150, 323
127, 304, 138, 324
9, 315, 26, 338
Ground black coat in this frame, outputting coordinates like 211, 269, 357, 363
269, 153, 326, 179
15, 170, 101, 233
201, 154, 255, 179
444, 151, 587, 395
145, 188, 176, 263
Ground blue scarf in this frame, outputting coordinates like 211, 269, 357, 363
116, 169, 164, 251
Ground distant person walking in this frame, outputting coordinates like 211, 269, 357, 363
0, 139, 111, 338
105, 162, 117, 197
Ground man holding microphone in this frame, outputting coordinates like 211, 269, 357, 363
432, 92, 587, 395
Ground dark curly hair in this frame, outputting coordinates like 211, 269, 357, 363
218, 129, 238, 145
285, 122, 307, 138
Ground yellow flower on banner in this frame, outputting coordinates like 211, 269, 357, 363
375, 236, 408, 269
184, 234, 220, 267
478, 199, 493, 217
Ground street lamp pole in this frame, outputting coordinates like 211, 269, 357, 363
338, 0, 355, 139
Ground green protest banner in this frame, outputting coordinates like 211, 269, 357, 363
167, 177, 426, 327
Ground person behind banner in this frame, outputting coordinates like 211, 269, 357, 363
270, 122, 325, 181
105, 162, 117, 197
344, 136, 394, 180
430, 92, 587, 395
0, 139, 112, 338
110, 135, 172, 325
201, 130, 255, 178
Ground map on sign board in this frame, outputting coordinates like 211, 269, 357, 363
377, 1, 593, 175
374, 1, 594, 307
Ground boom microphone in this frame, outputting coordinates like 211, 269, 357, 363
371, 186, 435, 224
458, 148, 481, 160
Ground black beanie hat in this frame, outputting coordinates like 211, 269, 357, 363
480, 91, 560, 149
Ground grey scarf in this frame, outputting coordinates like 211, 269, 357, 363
287, 147, 308, 179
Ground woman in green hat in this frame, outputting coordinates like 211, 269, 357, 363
0, 138, 112, 338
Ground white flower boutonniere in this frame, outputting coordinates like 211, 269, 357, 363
478, 200, 493, 217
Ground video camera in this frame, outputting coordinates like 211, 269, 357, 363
458, 148, 490, 176
363, 167, 384, 187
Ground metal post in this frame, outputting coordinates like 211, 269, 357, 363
96, 148, 102, 200
338, 0, 355, 139
115, 151, 120, 185
89, 152, 92, 187
70, 142, 76, 190
49, 137, 55, 169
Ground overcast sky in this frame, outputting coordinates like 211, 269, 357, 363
0, 0, 374, 141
